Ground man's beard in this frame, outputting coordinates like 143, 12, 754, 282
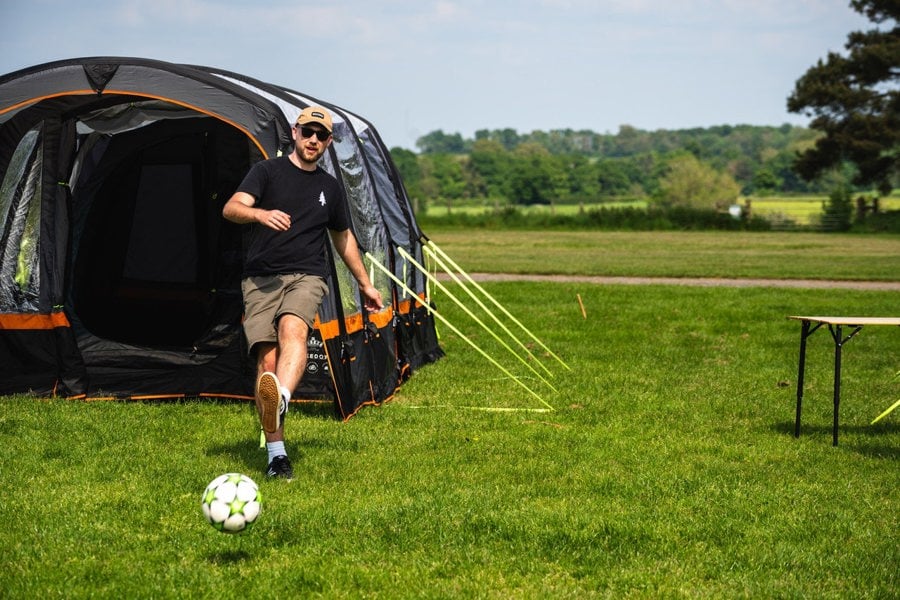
297, 143, 325, 166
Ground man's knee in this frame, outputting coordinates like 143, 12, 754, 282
277, 313, 310, 345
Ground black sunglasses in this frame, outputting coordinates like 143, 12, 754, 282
299, 125, 331, 142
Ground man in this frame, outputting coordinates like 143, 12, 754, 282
223, 106, 384, 480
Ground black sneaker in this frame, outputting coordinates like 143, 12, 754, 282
266, 455, 294, 480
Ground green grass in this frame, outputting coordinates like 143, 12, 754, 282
424, 229, 900, 281
2, 283, 898, 598
2, 231, 899, 597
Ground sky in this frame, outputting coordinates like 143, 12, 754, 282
0, 0, 871, 150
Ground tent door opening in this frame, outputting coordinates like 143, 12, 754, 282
69, 116, 255, 352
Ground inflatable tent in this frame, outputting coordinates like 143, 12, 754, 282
0, 57, 442, 419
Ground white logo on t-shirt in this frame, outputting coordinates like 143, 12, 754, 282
319, 191, 327, 206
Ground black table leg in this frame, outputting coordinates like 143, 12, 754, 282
794, 319, 811, 438
827, 324, 864, 446
832, 324, 842, 446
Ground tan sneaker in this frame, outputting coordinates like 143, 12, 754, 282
255, 371, 283, 434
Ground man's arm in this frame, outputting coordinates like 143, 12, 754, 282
329, 228, 385, 311
222, 191, 291, 231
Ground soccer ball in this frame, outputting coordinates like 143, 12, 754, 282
201, 473, 262, 533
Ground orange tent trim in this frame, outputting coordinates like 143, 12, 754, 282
0, 312, 71, 330
1, 89, 269, 159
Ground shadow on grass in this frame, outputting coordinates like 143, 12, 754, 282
203, 400, 345, 472
289, 401, 340, 420
207, 549, 252, 564
773, 420, 900, 458
201, 396, 339, 420
205, 437, 261, 472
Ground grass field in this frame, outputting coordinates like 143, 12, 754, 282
424, 230, 900, 282
2, 232, 898, 598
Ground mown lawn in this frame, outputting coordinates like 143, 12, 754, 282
423, 229, 900, 281
2, 279, 897, 598
3, 230, 899, 597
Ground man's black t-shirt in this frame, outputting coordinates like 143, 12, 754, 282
237, 157, 350, 278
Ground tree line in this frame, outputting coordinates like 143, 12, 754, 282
390, 124, 828, 211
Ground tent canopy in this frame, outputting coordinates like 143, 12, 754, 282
0, 57, 442, 419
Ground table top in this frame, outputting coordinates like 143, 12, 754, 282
789, 316, 900, 326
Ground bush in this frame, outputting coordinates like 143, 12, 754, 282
820, 185, 853, 232
854, 209, 900, 233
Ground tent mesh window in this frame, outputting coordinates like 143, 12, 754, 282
0, 125, 42, 312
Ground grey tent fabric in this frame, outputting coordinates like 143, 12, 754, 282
0, 57, 442, 419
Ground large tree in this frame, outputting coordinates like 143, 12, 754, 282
787, 0, 899, 195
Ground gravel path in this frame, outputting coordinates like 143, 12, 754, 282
451, 273, 900, 291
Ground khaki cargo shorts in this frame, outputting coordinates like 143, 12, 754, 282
241, 273, 328, 355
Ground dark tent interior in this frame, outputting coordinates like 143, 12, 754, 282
70, 116, 256, 352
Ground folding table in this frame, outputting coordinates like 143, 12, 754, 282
789, 316, 900, 446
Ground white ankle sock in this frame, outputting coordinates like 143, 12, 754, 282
280, 386, 291, 406
266, 441, 286, 463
